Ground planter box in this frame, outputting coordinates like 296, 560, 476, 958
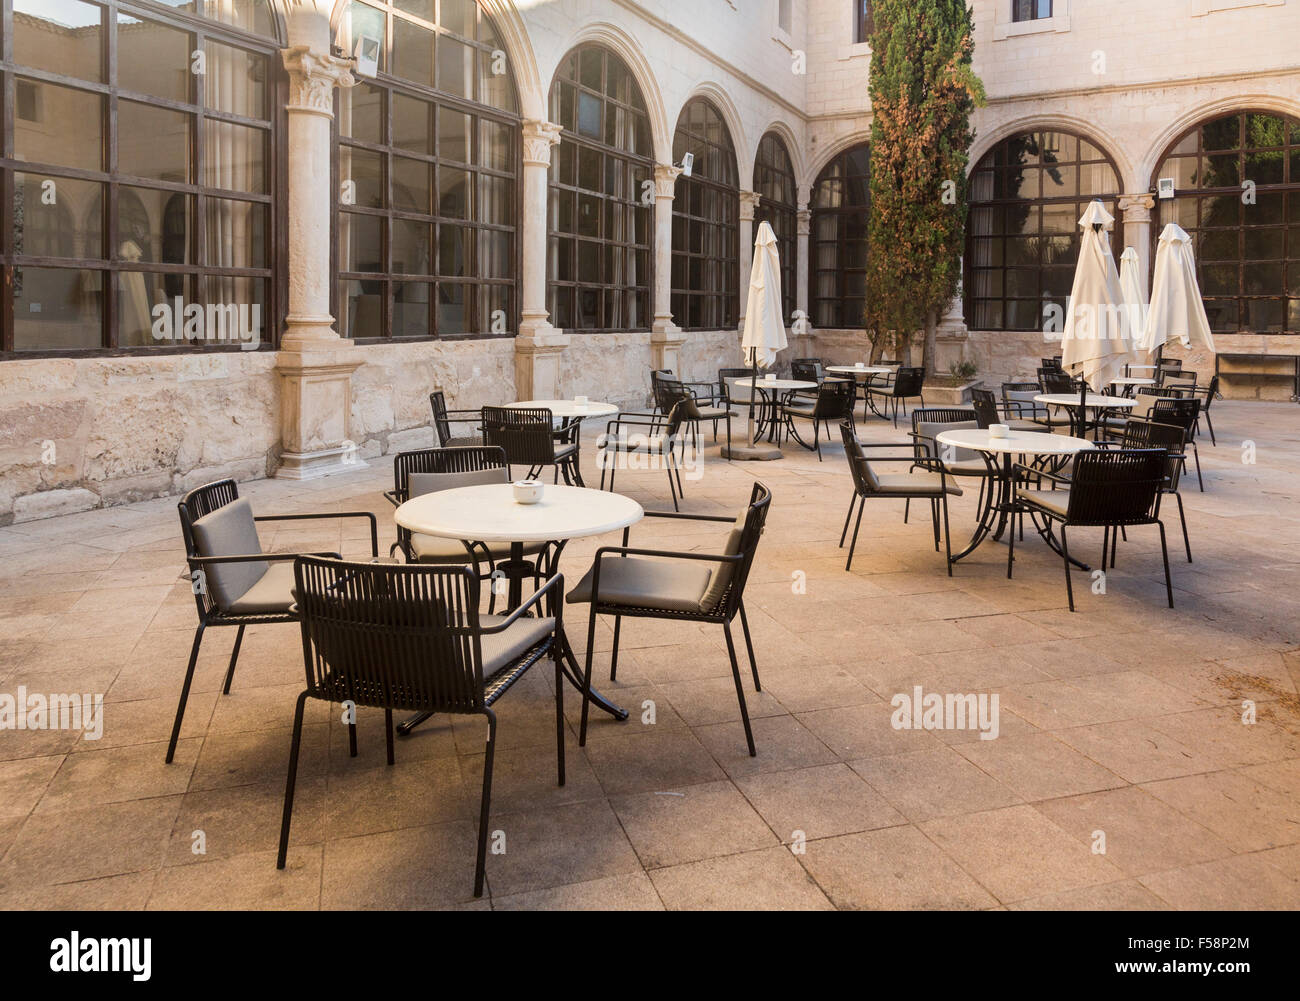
920, 379, 980, 405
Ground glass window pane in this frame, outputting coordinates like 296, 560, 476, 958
440, 108, 471, 163
441, 0, 476, 37
439, 167, 470, 218
340, 213, 383, 272
337, 2, 387, 74
14, 266, 103, 350
201, 120, 267, 193
339, 277, 383, 339
13, 0, 104, 84
392, 219, 433, 274
436, 36, 473, 99
120, 102, 192, 182
203, 41, 268, 120
438, 283, 467, 335
14, 81, 104, 172
341, 83, 384, 144
118, 270, 170, 347
116, 186, 192, 268
480, 175, 513, 225
393, 281, 430, 337
393, 94, 434, 154
14, 174, 105, 260
479, 120, 511, 171
343, 146, 386, 208
202, 276, 266, 347
204, 198, 265, 269
479, 231, 510, 278
439, 225, 468, 276
393, 17, 434, 86
391, 156, 431, 213
118, 13, 191, 103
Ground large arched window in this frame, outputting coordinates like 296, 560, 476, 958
334, 0, 519, 341
810, 143, 870, 328
547, 45, 653, 332
2, 0, 282, 354
753, 132, 797, 323
1153, 111, 1300, 335
671, 99, 739, 330
965, 130, 1122, 331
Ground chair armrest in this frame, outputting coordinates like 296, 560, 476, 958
1012, 462, 1069, 484
478, 573, 565, 634
383, 490, 403, 508
188, 551, 342, 566
642, 510, 735, 523
255, 510, 379, 557
586, 547, 740, 605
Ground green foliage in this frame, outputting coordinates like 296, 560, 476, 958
862, 0, 984, 357
949, 359, 978, 380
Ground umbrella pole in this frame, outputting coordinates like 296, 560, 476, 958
721, 355, 783, 461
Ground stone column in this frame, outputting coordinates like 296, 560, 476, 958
1118, 193, 1157, 296
794, 201, 812, 346
515, 120, 569, 400
737, 190, 761, 326
274, 26, 364, 479
650, 163, 686, 371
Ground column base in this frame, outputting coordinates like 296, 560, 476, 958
274, 445, 368, 480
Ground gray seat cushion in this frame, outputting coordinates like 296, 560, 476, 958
566, 556, 712, 612
189, 497, 268, 611
870, 471, 963, 496
226, 560, 296, 615
697, 508, 748, 612
410, 534, 545, 563
408, 466, 505, 497
1015, 487, 1070, 519
554, 442, 579, 461
783, 402, 817, 418
478, 614, 555, 675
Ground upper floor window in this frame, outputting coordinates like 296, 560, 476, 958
671, 99, 739, 331
854, 1, 873, 43
1013, 0, 1053, 22
547, 45, 653, 333
1153, 111, 1300, 335
334, 0, 520, 342
778, 0, 792, 34
2, 0, 281, 355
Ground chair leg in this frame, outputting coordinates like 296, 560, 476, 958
1061, 524, 1075, 612
1006, 504, 1017, 579
579, 608, 598, 746
814, 421, 822, 462
348, 716, 358, 758
221, 623, 245, 695
1205, 410, 1216, 446
840, 491, 856, 547
1158, 521, 1174, 608
276, 689, 309, 869
609, 615, 622, 681
473, 709, 497, 898
1192, 440, 1204, 491
846, 496, 866, 571
385, 708, 395, 765
665, 450, 680, 512
1175, 491, 1192, 562
166, 624, 205, 764
738, 600, 761, 691
930, 498, 940, 552
941, 493, 953, 576
554, 647, 566, 787
722, 622, 756, 757
903, 497, 910, 524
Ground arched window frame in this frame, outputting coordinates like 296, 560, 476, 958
546, 44, 654, 334
810, 142, 870, 329
670, 98, 739, 331
0, 0, 286, 355
332, 0, 521, 342
964, 129, 1123, 332
753, 131, 797, 324
1152, 109, 1300, 336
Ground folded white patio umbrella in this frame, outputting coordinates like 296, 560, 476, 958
1118, 246, 1153, 374
725, 221, 786, 460
1060, 200, 1133, 396
1141, 223, 1217, 357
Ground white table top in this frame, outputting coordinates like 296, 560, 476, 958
1110, 378, 1156, 386
1127, 364, 1158, 371
396, 483, 643, 544
728, 377, 817, 391
825, 365, 894, 375
510, 399, 620, 419
936, 428, 1095, 456
1035, 393, 1137, 409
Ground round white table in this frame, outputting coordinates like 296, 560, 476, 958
1109, 377, 1156, 397
727, 378, 817, 443
510, 399, 619, 420
936, 428, 1093, 564
1035, 393, 1136, 439
394, 483, 644, 727
825, 365, 894, 375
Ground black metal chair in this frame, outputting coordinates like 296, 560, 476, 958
839, 421, 960, 574
566, 482, 772, 756
281, 557, 566, 898
1001, 381, 1051, 428
1041, 357, 1064, 373
908, 407, 992, 514
783, 379, 856, 460
651, 368, 720, 411
1009, 449, 1172, 612
598, 400, 690, 510
971, 387, 1047, 433
170, 479, 378, 764
429, 390, 482, 448
866, 365, 925, 426
481, 405, 583, 485
655, 375, 731, 449
1189, 374, 1220, 445
1104, 419, 1193, 564
384, 445, 546, 604
718, 366, 766, 445
1144, 396, 1203, 491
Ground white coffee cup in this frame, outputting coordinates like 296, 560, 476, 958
513, 480, 544, 504
855, 361, 864, 368
989, 423, 1010, 439
574, 395, 588, 406
765, 372, 776, 382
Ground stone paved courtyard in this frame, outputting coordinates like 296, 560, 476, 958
1, 400, 1298, 910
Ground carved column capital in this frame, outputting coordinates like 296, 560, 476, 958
1117, 192, 1156, 223
522, 120, 563, 167
654, 163, 683, 199
281, 45, 355, 117
739, 190, 762, 221
796, 205, 811, 236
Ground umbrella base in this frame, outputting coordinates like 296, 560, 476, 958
720, 443, 783, 461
